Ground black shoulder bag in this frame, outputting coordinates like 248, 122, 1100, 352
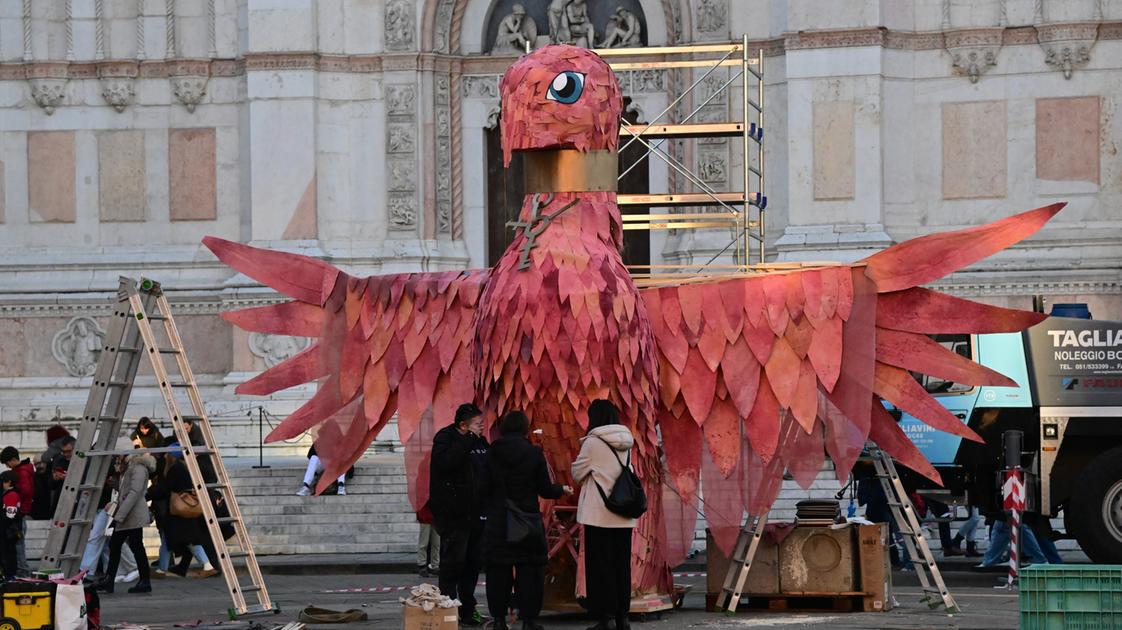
592, 437, 647, 519
497, 459, 543, 545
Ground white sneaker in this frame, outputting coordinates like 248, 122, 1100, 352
115, 569, 139, 583
336, 484, 346, 496
296, 483, 313, 496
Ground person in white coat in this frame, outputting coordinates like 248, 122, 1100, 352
571, 399, 636, 630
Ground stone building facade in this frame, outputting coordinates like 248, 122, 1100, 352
0, 0, 1119, 454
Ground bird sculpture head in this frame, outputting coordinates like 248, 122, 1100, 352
499, 45, 623, 166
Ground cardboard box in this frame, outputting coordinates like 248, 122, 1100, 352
402, 604, 458, 630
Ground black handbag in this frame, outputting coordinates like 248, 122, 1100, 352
593, 437, 648, 519
505, 499, 542, 544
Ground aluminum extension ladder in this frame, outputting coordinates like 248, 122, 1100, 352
868, 444, 959, 613
41, 277, 276, 618
714, 512, 770, 612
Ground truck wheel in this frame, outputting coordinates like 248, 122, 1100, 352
1068, 446, 1122, 564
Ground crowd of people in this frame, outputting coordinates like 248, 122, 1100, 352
426, 400, 640, 630
0, 417, 232, 595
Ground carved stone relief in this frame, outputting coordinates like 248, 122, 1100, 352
492, 4, 538, 55
462, 76, 499, 99
389, 194, 418, 227
385, 0, 416, 51
632, 69, 665, 93
248, 333, 310, 368
386, 85, 416, 116
695, 0, 726, 34
386, 83, 419, 232
484, 0, 647, 54
387, 124, 416, 153
698, 148, 727, 184
52, 316, 106, 377
434, 0, 455, 54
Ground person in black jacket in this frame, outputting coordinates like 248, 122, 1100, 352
480, 411, 571, 630
429, 403, 490, 626
145, 443, 221, 578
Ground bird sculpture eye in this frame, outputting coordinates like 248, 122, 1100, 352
546, 72, 585, 104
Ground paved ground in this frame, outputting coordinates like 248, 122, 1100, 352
99, 560, 1034, 629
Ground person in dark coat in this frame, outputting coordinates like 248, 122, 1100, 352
131, 417, 164, 449
480, 411, 571, 630
32, 425, 71, 520
146, 443, 220, 577
429, 403, 490, 626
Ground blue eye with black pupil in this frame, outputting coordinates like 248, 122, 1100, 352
547, 72, 584, 104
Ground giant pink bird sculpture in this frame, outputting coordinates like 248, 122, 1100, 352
204, 44, 1060, 598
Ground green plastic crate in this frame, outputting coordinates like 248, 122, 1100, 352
1020, 565, 1122, 629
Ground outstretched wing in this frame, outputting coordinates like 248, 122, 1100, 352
643, 203, 1062, 550
203, 237, 488, 494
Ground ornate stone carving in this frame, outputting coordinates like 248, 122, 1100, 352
385, 0, 416, 52
386, 82, 418, 234
29, 79, 67, 114
386, 84, 416, 116
248, 333, 310, 368
387, 124, 416, 153
388, 158, 415, 192
434, 0, 455, 54
1036, 23, 1099, 79
696, 0, 726, 34
389, 194, 418, 227
633, 69, 665, 92
485, 106, 502, 130
170, 75, 208, 112
698, 149, 727, 183
100, 78, 135, 112
462, 75, 499, 99
52, 316, 106, 377
944, 28, 1003, 83
599, 7, 641, 47
435, 73, 453, 235
549, 0, 594, 47
491, 4, 538, 55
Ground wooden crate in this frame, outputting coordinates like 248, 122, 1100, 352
705, 528, 780, 605
707, 524, 891, 613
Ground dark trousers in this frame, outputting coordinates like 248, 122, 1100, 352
486, 563, 544, 624
438, 521, 484, 617
1, 538, 16, 580
106, 528, 150, 584
584, 525, 633, 621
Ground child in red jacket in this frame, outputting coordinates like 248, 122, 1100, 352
0, 470, 22, 581
3, 446, 35, 576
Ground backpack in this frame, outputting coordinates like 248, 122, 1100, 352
592, 437, 647, 519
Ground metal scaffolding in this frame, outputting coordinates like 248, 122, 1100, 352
595, 36, 767, 285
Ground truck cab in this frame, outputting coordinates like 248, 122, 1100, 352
892, 315, 1122, 563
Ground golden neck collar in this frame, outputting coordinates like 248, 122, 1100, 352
522, 149, 618, 194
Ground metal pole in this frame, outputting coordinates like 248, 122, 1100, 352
741, 34, 751, 270
253, 406, 270, 469
757, 46, 765, 264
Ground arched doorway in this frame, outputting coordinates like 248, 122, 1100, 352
484, 98, 650, 267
